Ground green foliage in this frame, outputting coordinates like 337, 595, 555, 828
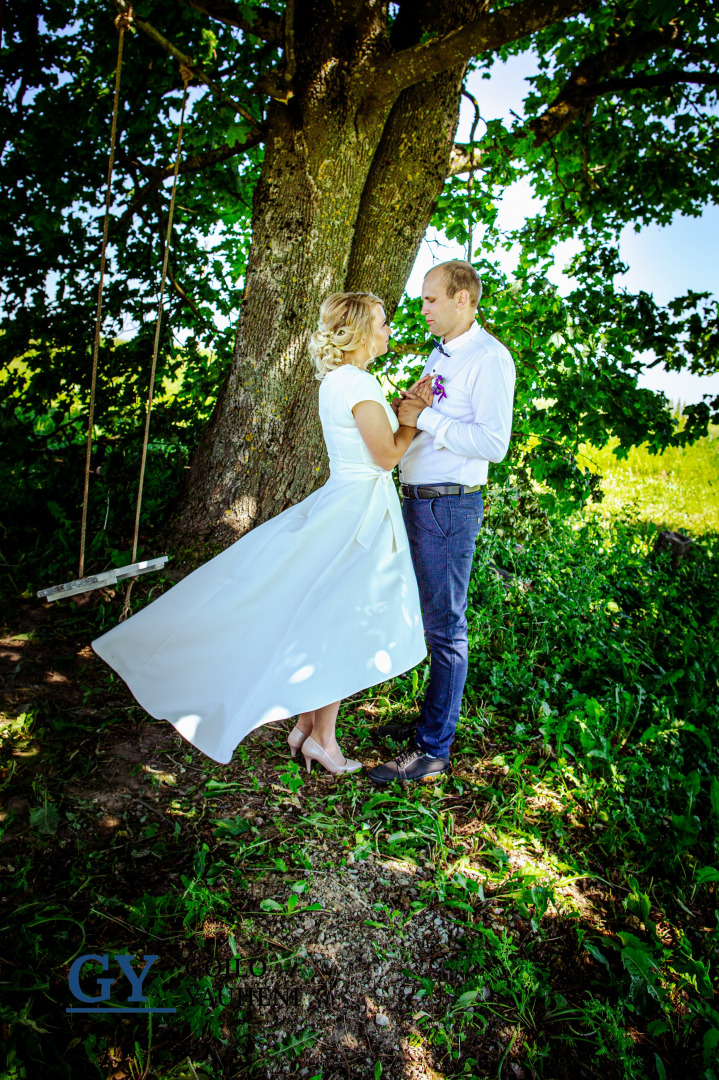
1, 0, 263, 367
0, 338, 226, 598
464, 518, 719, 873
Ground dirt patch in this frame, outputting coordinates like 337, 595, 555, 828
191, 855, 470, 1079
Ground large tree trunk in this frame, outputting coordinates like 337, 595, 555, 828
173, 0, 473, 550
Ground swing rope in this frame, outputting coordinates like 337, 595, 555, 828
79, 6, 133, 580
119, 63, 193, 621
39, 10, 190, 604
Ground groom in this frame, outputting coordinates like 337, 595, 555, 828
369, 260, 515, 783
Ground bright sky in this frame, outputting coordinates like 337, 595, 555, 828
407, 56, 719, 408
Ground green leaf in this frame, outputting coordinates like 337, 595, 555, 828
205, 779, 240, 792
671, 952, 713, 999
669, 813, 701, 850
617, 931, 651, 951
29, 803, 59, 835
260, 898, 283, 912
710, 777, 719, 818
444, 900, 474, 913
703, 1027, 719, 1061
584, 942, 611, 970
213, 817, 250, 837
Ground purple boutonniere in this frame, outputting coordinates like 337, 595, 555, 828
432, 373, 447, 402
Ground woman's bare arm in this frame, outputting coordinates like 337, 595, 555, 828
352, 399, 422, 470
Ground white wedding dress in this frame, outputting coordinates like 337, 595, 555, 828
92, 365, 426, 764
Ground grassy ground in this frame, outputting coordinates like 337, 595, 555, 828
2, 446, 719, 1079
581, 423, 719, 535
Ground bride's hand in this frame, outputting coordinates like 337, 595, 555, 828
397, 393, 426, 428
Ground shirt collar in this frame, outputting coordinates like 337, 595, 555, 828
441, 319, 480, 355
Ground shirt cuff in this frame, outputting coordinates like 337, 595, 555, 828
416, 407, 442, 435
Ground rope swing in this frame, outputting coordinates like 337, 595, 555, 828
38, 8, 190, 603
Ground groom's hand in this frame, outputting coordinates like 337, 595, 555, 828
398, 393, 427, 428
410, 375, 433, 407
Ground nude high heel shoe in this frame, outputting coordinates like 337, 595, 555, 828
301, 735, 362, 776
287, 725, 310, 759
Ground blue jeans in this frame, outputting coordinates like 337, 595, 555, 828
402, 488, 484, 758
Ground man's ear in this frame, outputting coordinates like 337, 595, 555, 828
456, 289, 469, 310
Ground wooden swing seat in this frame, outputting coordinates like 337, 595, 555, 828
37, 555, 169, 602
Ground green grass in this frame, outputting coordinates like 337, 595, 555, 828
582, 423, 719, 535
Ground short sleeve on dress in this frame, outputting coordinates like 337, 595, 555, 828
342, 368, 387, 412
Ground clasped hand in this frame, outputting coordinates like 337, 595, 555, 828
391, 375, 433, 428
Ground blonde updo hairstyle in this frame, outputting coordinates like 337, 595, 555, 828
309, 291, 384, 380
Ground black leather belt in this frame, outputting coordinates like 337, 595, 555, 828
400, 483, 482, 499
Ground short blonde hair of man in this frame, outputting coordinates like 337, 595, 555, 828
309, 291, 384, 380
429, 260, 482, 308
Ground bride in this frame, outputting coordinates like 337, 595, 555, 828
93, 291, 429, 775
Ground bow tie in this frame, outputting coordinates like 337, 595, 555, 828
432, 338, 450, 357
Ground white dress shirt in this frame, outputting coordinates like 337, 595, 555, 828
398, 320, 516, 486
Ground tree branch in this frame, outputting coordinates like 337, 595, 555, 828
153, 193, 200, 317
112, 1, 263, 130
98, 134, 262, 253
156, 133, 263, 180
594, 70, 719, 94
283, 0, 296, 84
527, 25, 682, 145
448, 27, 709, 174
369, 0, 594, 99
167, 259, 204, 318
172, 0, 282, 45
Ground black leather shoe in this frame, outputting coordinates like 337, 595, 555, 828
368, 745, 449, 784
375, 719, 418, 745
